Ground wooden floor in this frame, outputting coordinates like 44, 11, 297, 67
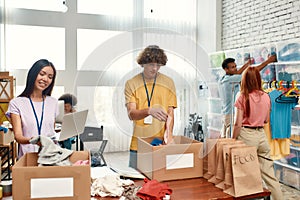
93, 177, 271, 200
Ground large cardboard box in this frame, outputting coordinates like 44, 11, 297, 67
12, 151, 91, 200
137, 136, 203, 182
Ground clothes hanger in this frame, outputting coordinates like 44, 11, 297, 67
275, 80, 299, 103
285, 80, 300, 97
277, 80, 288, 92
264, 80, 276, 93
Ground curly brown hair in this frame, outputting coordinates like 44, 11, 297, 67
136, 45, 168, 66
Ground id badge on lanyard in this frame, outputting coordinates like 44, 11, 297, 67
144, 115, 153, 124
142, 73, 156, 125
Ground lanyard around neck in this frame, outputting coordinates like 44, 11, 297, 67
142, 73, 157, 107
29, 96, 45, 135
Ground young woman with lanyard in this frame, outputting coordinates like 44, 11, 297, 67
124, 45, 177, 169
6, 59, 59, 159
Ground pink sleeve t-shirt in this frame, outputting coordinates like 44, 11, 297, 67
234, 91, 270, 127
6, 96, 59, 158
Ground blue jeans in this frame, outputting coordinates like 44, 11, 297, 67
129, 150, 137, 169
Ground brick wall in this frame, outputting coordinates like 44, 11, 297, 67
222, 0, 300, 50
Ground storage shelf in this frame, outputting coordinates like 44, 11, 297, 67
290, 145, 300, 151
273, 61, 300, 65
274, 160, 300, 172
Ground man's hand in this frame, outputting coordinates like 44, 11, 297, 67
149, 107, 168, 121
267, 54, 277, 63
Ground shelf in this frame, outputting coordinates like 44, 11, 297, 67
273, 61, 300, 65
274, 160, 300, 172
0, 141, 16, 180
290, 145, 300, 151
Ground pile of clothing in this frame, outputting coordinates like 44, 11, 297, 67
91, 175, 172, 200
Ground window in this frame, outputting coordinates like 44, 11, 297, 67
77, 29, 127, 71
144, 0, 196, 22
5, 25, 65, 70
5, 0, 67, 12
77, 0, 133, 16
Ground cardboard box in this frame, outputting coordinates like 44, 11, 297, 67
12, 151, 91, 200
137, 136, 203, 182
0, 130, 14, 145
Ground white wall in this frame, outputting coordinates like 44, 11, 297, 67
222, 0, 300, 50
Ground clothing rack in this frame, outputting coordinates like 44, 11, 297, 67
229, 81, 300, 138
263, 80, 300, 88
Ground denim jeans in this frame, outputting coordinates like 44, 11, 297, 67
129, 150, 137, 169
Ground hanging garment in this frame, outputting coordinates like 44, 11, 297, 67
269, 90, 298, 139
263, 122, 290, 160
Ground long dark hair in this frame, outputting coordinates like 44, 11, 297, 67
240, 67, 263, 117
19, 59, 56, 97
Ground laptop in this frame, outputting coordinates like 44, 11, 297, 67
55, 109, 89, 141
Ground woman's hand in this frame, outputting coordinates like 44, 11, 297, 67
29, 136, 41, 146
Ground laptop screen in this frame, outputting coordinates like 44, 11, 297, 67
58, 109, 89, 141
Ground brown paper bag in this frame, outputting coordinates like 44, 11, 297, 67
215, 140, 244, 189
203, 138, 217, 179
219, 142, 246, 190
207, 138, 234, 183
223, 146, 263, 197
203, 151, 210, 178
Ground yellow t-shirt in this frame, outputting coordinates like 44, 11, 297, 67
125, 72, 177, 150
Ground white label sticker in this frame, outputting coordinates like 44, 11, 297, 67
166, 153, 194, 170
31, 177, 73, 198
